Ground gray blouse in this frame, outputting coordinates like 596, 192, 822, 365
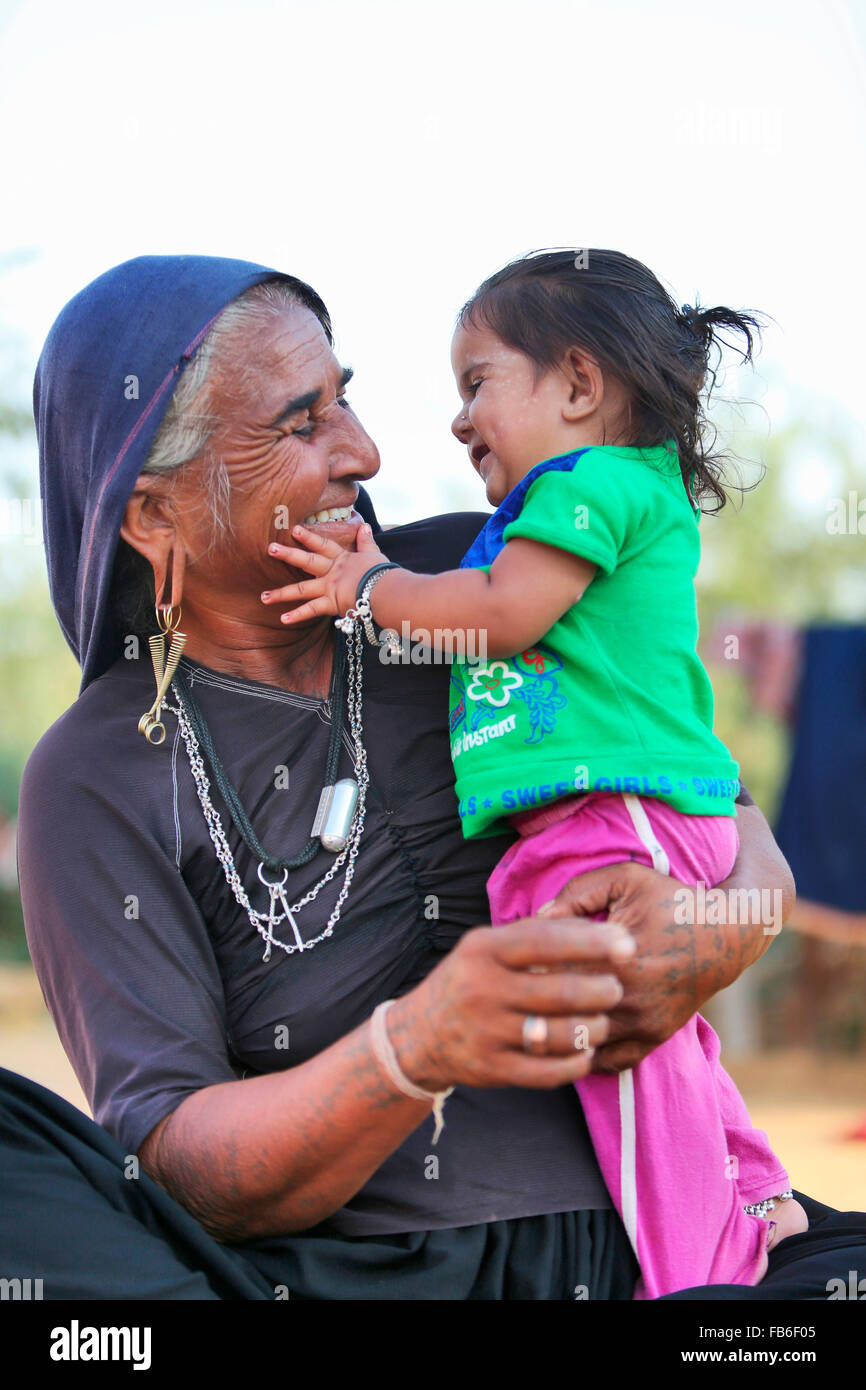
18, 512, 611, 1236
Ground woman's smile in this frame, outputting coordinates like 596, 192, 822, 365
296, 502, 364, 543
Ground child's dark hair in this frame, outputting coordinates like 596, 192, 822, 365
457, 249, 763, 513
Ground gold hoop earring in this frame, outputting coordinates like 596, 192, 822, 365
138, 604, 187, 745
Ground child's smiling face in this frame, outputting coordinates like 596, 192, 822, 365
450, 320, 575, 506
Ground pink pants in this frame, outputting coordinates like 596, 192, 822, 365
485, 792, 783, 1298
487, 790, 739, 925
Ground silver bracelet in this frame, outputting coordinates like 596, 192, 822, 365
743, 1190, 794, 1219
369, 1000, 454, 1144
335, 568, 402, 656
359, 569, 402, 651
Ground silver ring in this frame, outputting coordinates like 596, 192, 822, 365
522, 1015, 549, 1055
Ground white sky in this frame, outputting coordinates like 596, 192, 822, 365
0, 0, 864, 522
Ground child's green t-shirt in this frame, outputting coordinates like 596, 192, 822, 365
448, 442, 740, 839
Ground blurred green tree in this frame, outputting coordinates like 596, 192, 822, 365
697, 408, 864, 820
0, 272, 79, 957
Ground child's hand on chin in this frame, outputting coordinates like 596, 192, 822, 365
262, 522, 389, 626
764, 1197, 809, 1250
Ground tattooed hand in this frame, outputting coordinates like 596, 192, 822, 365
385, 919, 637, 1093
537, 803, 795, 1073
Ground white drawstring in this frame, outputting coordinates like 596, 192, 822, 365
615, 794, 673, 1261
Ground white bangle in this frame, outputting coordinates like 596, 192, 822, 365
369, 1000, 454, 1144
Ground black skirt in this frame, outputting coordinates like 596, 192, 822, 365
2, 1066, 864, 1301
0, 1066, 637, 1300
235, 1210, 639, 1301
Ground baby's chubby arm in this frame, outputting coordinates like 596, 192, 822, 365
266, 522, 597, 658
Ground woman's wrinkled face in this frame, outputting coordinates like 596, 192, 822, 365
181, 301, 380, 601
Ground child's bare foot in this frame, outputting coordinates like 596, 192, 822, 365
765, 1197, 809, 1250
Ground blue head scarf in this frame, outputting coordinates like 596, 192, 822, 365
33, 254, 378, 692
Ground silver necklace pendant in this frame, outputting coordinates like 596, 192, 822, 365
311, 778, 360, 852
258, 864, 305, 960
167, 617, 369, 963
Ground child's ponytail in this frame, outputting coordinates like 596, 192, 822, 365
458, 251, 765, 514
673, 301, 763, 510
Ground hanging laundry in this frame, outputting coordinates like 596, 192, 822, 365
775, 626, 866, 914
706, 618, 802, 723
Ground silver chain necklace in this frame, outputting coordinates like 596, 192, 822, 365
164, 617, 369, 962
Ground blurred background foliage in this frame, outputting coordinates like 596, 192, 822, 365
700, 406, 865, 821
696, 403, 866, 1054
0, 301, 80, 958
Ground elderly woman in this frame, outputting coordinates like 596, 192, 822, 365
5, 255, 862, 1301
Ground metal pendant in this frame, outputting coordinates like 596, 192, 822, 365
311, 778, 360, 852
258, 864, 304, 960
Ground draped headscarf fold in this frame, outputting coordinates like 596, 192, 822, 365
33, 255, 377, 691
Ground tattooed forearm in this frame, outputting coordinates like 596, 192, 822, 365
138, 1014, 436, 1243
710, 801, 795, 984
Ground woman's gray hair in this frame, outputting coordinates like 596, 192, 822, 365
141, 278, 321, 544
111, 274, 333, 635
